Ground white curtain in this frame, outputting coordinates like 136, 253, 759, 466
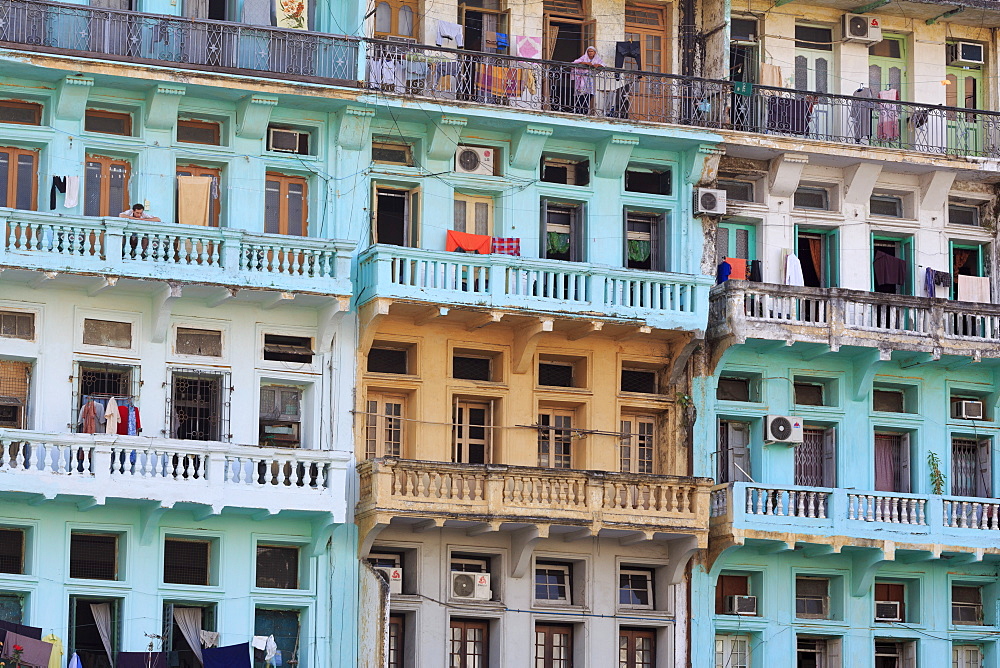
173, 608, 204, 664
89, 603, 113, 665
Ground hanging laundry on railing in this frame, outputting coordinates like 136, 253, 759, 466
116, 399, 141, 436
614, 41, 641, 69
784, 253, 805, 286
177, 175, 213, 226
850, 87, 877, 143
436, 20, 464, 48
447, 230, 493, 254
104, 397, 121, 435
275, 0, 308, 30
758, 63, 783, 87
1, 632, 53, 668
877, 89, 900, 141
748, 260, 762, 282
79, 396, 109, 434
513, 35, 541, 59
477, 64, 522, 98
51, 176, 66, 210
874, 250, 906, 286
491, 237, 520, 256
725, 257, 748, 280
957, 275, 991, 303
204, 643, 251, 668
0, 620, 43, 642
65, 176, 80, 208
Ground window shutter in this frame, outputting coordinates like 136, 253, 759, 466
715, 226, 729, 263
822, 426, 836, 488
287, 179, 306, 236
474, 201, 490, 236
658, 169, 672, 196
655, 212, 667, 272
453, 198, 467, 233
977, 439, 992, 497
621, 207, 629, 268
573, 202, 586, 262
903, 642, 916, 668
370, 183, 380, 244
899, 433, 911, 493
162, 603, 174, 651
264, 178, 281, 234
826, 638, 841, 667
729, 422, 751, 482
575, 160, 590, 187
84, 161, 102, 217
260, 387, 277, 419
408, 188, 420, 247
0, 150, 9, 208
109, 163, 128, 216
539, 198, 549, 258
15, 153, 35, 211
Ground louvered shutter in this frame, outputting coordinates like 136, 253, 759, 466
264, 178, 281, 234
0, 150, 9, 208
977, 439, 992, 497
539, 198, 549, 258
573, 202, 586, 262
899, 433, 911, 493
84, 161, 102, 216
15, 153, 34, 211
822, 426, 836, 488
287, 179, 306, 236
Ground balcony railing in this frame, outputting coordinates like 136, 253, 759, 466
0, 0, 358, 81
709, 281, 1000, 357
357, 458, 712, 534
0, 429, 349, 516
711, 482, 1000, 550
1, 209, 354, 294
358, 244, 711, 329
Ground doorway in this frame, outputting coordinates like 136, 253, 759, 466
946, 61, 983, 155
543, 0, 594, 114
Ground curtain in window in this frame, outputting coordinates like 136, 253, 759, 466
627, 239, 651, 262
807, 237, 822, 282
874, 434, 897, 492
173, 608, 204, 664
89, 603, 113, 664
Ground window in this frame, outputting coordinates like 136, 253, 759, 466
454, 193, 494, 236
264, 173, 308, 236
365, 392, 405, 458
0, 311, 34, 341
368, 347, 409, 374
795, 578, 829, 619
715, 634, 750, 668
176, 328, 222, 357
535, 562, 571, 603
952, 244, 986, 300
449, 619, 489, 668
952, 438, 991, 498
794, 186, 830, 210
163, 539, 210, 586
0, 359, 31, 430
717, 376, 753, 402
874, 432, 910, 493
874, 389, 905, 413
794, 382, 825, 406
256, 545, 299, 589
254, 609, 300, 668
367, 551, 402, 569
259, 385, 302, 448
169, 369, 226, 442
875, 582, 906, 621
625, 167, 671, 196
0, 593, 23, 623
0, 100, 41, 126
870, 194, 904, 218
539, 361, 574, 387
372, 140, 413, 166
267, 125, 310, 155
731, 18, 757, 42
797, 637, 839, 668
716, 222, 755, 263
176, 166, 221, 227
620, 415, 655, 474
83, 319, 132, 349
954, 645, 983, 668
797, 231, 834, 288
718, 178, 754, 203
460, 0, 510, 53
537, 410, 573, 468
541, 200, 585, 262
70, 533, 118, 580
952, 585, 983, 625
85, 109, 132, 136
874, 640, 915, 668
76, 363, 135, 433
453, 354, 492, 381
0, 147, 38, 211
794, 428, 835, 487
164, 603, 216, 668
0, 528, 25, 574
619, 627, 655, 668
949, 203, 980, 226
621, 368, 657, 394
535, 624, 573, 668
373, 0, 417, 39
541, 157, 590, 186
69, 597, 120, 667
84, 155, 130, 217
619, 568, 653, 609
177, 119, 221, 145
388, 615, 405, 668
263, 334, 313, 364
453, 400, 490, 464
625, 211, 667, 271
795, 25, 832, 51
372, 187, 418, 246
715, 574, 749, 615
717, 421, 751, 483
451, 556, 489, 573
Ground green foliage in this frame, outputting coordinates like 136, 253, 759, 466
927, 452, 946, 495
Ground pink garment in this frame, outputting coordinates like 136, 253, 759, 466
877, 89, 900, 141
571, 47, 604, 94
80, 401, 99, 434
514, 35, 541, 59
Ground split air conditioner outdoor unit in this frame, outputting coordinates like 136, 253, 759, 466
451, 572, 492, 600
695, 188, 727, 215
875, 600, 902, 622
953, 400, 985, 420
765, 415, 804, 444
455, 146, 495, 176
841, 13, 883, 44
376, 566, 403, 595
725, 595, 758, 615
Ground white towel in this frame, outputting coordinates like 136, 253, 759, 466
65, 176, 80, 208
200, 630, 220, 648
958, 275, 991, 303
104, 397, 120, 434
784, 253, 805, 286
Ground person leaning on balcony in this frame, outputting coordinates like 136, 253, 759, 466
572, 46, 603, 115
119, 203, 165, 258
119, 203, 161, 222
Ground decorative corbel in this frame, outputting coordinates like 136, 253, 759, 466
55, 75, 94, 122
509, 125, 553, 171
151, 283, 182, 344
595, 135, 639, 179
145, 84, 186, 131
687, 144, 726, 186
767, 152, 809, 198
426, 115, 467, 162
918, 170, 956, 212
512, 318, 553, 374
336, 106, 375, 152
843, 162, 883, 206
236, 94, 279, 140
318, 295, 351, 353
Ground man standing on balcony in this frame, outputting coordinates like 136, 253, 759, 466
119, 202, 161, 222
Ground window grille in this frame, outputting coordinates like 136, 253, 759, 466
163, 539, 210, 586
0, 359, 31, 429
538, 362, 573, 387
71, 362, 140, 432
70, 533, 118, 580
952, 586, 983, 625
84, 109, 132, 136
621, 369, 656, 394
795, 578, 829, 618
0, 528, 24, 574
367, 348, 408, 374
177, 119, 221, 145
952, 438, 981, 497
874, 389, 905, 412
165, 368, 231, 442
794, 429, 826, 487
453, 355, 492, 381
0, 311, 34, 340
717, 377, 751, 402
718, 179, 754, 203
793, 187, 830, 210
793, 382, 824, 406
256, 545, 300, 589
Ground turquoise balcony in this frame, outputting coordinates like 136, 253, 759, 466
357, 244, 712, 331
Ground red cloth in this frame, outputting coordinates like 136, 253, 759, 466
116, 405, 141, 435
446, 230, 493, 254
491, 237, 521, 256
725, 257, 748, 280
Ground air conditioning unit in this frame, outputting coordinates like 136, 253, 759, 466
953, 602, 983, 625
953, 400, 985, 420
950, 42, 985, 67
725, 595, 757, 615
875, 600, 902, 622
268, 128, 306, 153
451, 572, 491, 600
841, 14, 883, 44
376, 567, 403, 595
765, 415, 804, 444
455, 146, 495, 176
695, 188, 727, 215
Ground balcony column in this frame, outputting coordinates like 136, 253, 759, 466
219, 228, 244, 276
827, 292, 846, 349
103, 218, 126, 267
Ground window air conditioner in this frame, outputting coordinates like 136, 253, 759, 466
953, 602, 983, 625
376, 566, 403, 595
451, 572, 492, 600
953, 400, 985, 420
725, 595, 757, 615
875, 600, 902, 622
455, 146, 495, 176
694, 187, 727, 215
765, 415, 804, 444
841, 14, 883, 44
950, 42, 985, 67
268, 128, 306, 153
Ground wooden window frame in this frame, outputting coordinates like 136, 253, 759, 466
373, 0, 419, 39
84, 109, 133, 137
177, 119, 221, 146
265, 172, 309, 236
453, 193, 495, 236
0, 146, 39, 211
85, 154, 131, 217
624, 2, 670, 74
449, 618, 489, 668
619, 414, 655, 474
619, 627, 656, 668
535, 561, 572, 604
0, 100, 42, 126
388, 615, 405, 668
372, 185, 420, 247
452, 399, 492, 465
365, 391, 406, 459
537, 409, 574, 468
535, 623, 574, 668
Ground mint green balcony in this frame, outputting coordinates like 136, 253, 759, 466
1, 209, 354, 295
357, 244, 712, 330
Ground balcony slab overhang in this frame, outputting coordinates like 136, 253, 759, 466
767, 0, 1000, 29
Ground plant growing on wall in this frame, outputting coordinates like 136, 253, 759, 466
927, 452, 946, 495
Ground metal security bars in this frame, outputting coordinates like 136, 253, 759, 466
165, 368, 232, 443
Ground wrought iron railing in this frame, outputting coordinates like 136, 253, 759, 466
0, 0, 359, 80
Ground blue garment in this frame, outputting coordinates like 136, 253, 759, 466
204, 644, 251, 668
496, 32, 508, 49
717, 261, 732, 284
925, 267, 935, 298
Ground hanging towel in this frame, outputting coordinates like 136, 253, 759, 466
446, 230, 492, 254
51, 176, 66, 210
495, 32, 508, 49
203, 644, 251, 668
784, 253, 805, 286
725, 257, 748, 280
42, 634, 63, 668
116, 653, 167, 668
104, 397, 121, 435
177, 176, 213, 226
200, 631, 220, 648
957, 275, 991, 303
873, 251, 907, 286
513, 35, 541, 59
877, 89, 900, 141
1, 633, 53, 668
274, 0, 308, 29
65, 176, 80, 208
759, 63, 783, 87
491, 237, 520, 256
435, 20, 464, 47
242, 0, 271, 25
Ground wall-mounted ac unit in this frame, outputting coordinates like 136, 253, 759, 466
953, 602, 983, 625
695, 188, 727, 215
950, 42, 985, 67
268, 128, 306, 153
451, 572, 491, 600
455, 146, 495, 176
376, 566, 403, 595
953, 400, 985, 420
725, 595, 757, 615
841, 14, 882, 44
875, 600, 902, 621
765, 415, 804, 444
